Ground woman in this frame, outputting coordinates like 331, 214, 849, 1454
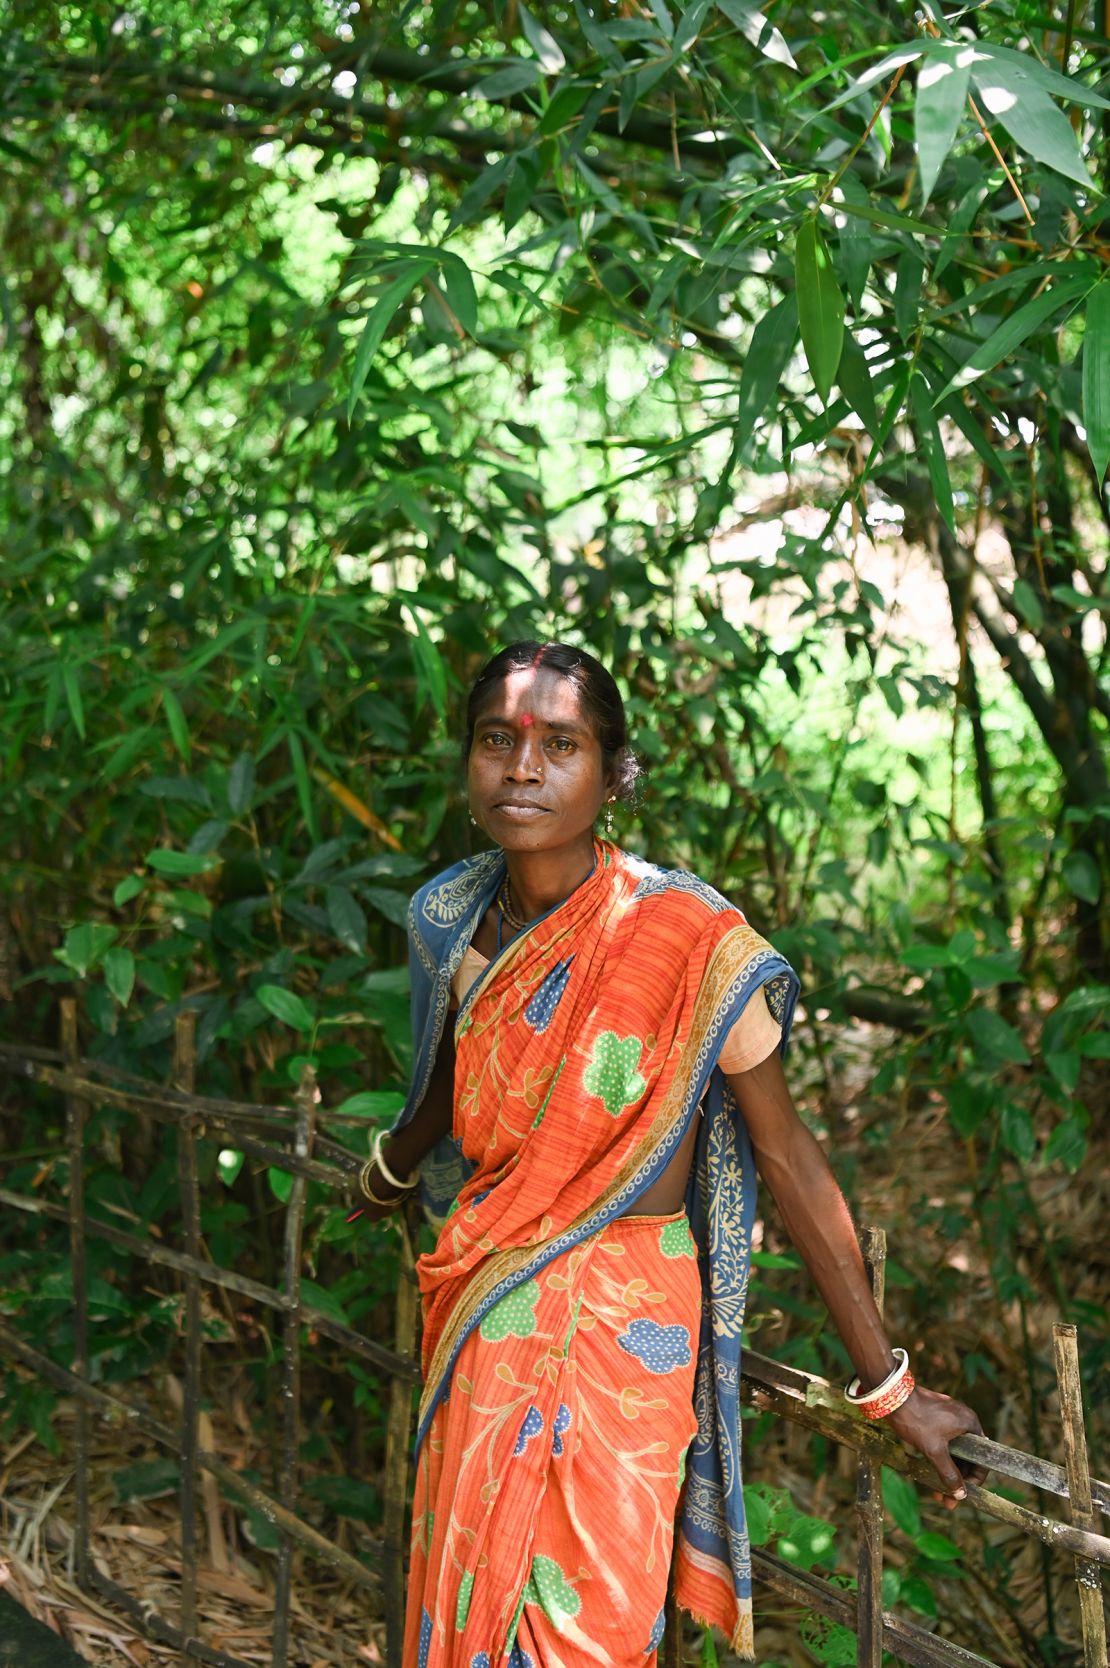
359, 642, 983, 1668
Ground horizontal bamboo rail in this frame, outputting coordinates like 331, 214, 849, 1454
1, 1019, 1106, 1668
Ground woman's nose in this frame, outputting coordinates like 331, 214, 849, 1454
505, 736, 543, 779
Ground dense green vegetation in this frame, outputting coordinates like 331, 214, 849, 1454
1, 1, 1107, 1661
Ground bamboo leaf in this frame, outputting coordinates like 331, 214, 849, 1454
326, 884, 368, 955
935, 275, 1089, 401
228, 751, 255, 815
736, 294, 797, 448
795, 217, 844, 405
837, 330, 878, 434
439, 254, 479, 336
472, 59, 542, 100
1082, 280, 1110, 486
288, 731, 320, 843
347, 262, 432, 421
162, 686, 190, 762
716, 0, 796, 68
909, 374, 955, 532
519, 5, 566, 71
61, 663, 85, 740
404, 603, 448, 721
915, 44, 971, 206
972, 60, 1092, 187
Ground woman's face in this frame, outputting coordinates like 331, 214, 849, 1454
467, 666, 613, 854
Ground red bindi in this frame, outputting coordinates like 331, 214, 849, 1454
520, 713, 534, 727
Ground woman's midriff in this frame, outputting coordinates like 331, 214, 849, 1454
621, 1114, 700, 1217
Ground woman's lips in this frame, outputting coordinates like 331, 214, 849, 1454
492, 803, 549, 819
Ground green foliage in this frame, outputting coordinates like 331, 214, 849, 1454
0, 2, 1107, 1658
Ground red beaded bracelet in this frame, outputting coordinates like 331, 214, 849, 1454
844, 1348, 915, 1420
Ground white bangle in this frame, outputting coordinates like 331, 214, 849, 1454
373, 1129, 416, 1193
845, 1347, 910, 1404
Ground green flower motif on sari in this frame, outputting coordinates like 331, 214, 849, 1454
456, 1568, 474, 1630
660, 1217, 696, 1258
479, 1279, 541, 1341
583, 1031, 646, 1117
523, 1553, 581, 1632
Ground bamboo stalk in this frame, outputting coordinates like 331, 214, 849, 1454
272, 1063, 317, 1668
856, 1226, 886, 1668
0, 1184, 419, 1380
176, 1011, 201, 1661
0, 1320, 382, 1590
384, 1202, 420, 1667
1053, 1324, 1108, 1668
62, 997, 90, 1590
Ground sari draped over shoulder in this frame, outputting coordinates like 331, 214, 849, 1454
395, 842, 800, 1665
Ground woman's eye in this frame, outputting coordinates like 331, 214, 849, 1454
548, 737, 573, 752
483, 732, 510, 747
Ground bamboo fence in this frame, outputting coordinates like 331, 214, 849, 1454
0, 1003, 1106, 1668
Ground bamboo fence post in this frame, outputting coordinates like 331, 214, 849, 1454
272, 1061, 317, 1668
62, 996, 90, 1589
856, 1226, 887, 1668
384, 1197, 421, 1668
1053, 1324, 1107, 1668
175, 1010, 201, 1662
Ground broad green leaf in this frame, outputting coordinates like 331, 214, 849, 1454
113, 874, 144, 907
742, 1484, 772, 1546
882, 1467, 923, 1538
972, 60, 1091, 187
332, 1090, 406, 1120
674, 0, 715, 54
162, 686, 190, 762
1044, 1049, 1081, 1092
61, 663, 85, 740
973, 43, 1110, 110
837, 331, 878, 433
257, 984, 315, 1032
1002, 1100, 1036, 1161
57, 922, 117, 976
966, 1007, 1030, 1065
146, 848, 218, 878
914, 1531, 962, 1562
113, 1459, 180, 1502
909, 374, 955, 532
1082, 281, 1110, 485
916, 44, 971, 205
268, 1166, 295, 1202
103, 947, 135, 1006
936, 275, 1089, 401
1062, 850, 1101, 904
1043, 1114, 1087, 1173
736, 294, 797, 447
519, 5, 566, 71
347, 262, 433, 421
217, 1148, 245, 1186
326, 884, 368, 954
716, 0, 796, 68
795, 217, 844, 405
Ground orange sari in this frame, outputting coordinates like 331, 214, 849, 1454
402, 842, 798, 1666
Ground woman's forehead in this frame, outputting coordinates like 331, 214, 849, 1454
476, 666, 589, 726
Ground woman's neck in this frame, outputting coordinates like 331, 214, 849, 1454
503, 835, 597, 922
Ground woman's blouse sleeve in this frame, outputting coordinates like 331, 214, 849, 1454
717, 985, 782, 1073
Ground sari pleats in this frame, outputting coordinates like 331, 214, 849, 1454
406, 1213, 700, 1668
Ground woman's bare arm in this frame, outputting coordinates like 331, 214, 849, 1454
357, 1026, 456, 1222
727, 1048, 985, 1500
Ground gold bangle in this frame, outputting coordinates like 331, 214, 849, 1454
358, 1160, 406, 1208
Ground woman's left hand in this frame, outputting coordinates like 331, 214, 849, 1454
885, 1385, 988, 1507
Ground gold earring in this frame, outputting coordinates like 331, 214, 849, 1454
605, 799, 614, 835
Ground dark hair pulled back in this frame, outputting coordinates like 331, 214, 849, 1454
463, 641, 641, 803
